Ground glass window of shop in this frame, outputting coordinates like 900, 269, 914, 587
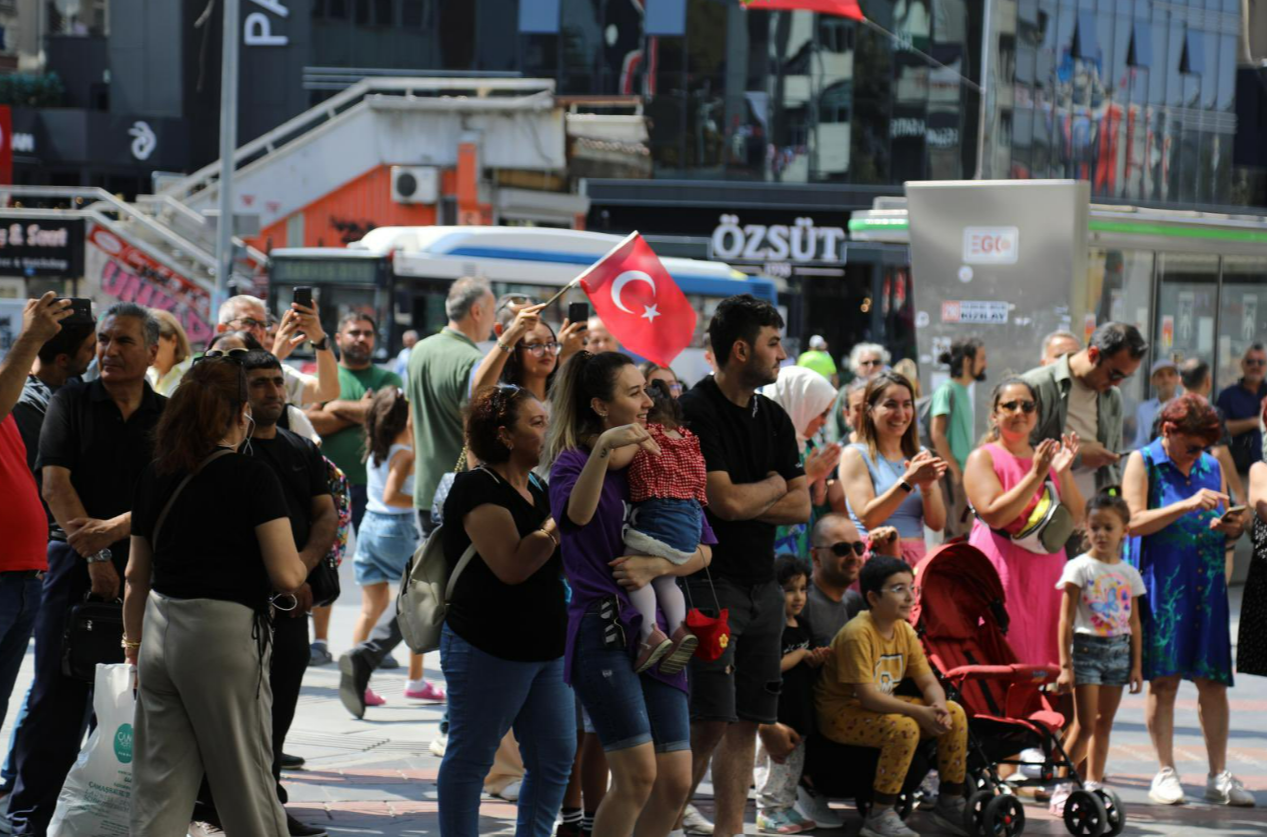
1088, 248, 1152, 449
1217, 256, 1267, 393
1156, 251, 1218, 376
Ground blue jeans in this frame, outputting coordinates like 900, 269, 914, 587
629, 497, 703, 555
0, 573, 42, 730
571, 604, 690, 753
438, 625, 575, 837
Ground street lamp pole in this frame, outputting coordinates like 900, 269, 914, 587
215, 0, 241, 313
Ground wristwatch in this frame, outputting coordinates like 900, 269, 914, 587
311, 336, 329, 351
86, 548, 113, 564
898, 479, 914, 493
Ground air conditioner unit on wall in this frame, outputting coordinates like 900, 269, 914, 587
391, 166, 439, 204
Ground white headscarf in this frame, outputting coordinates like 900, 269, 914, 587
760, 365, 840, 446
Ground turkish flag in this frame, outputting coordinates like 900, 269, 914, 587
577, 232, 697, 368
741, 0, 865, 20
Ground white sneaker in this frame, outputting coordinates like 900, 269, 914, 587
1048, 782, 1073, 816
1084, 780, 1102, 793
795, 784, 844, 829
1205, 771, 1255, 807
1149, 767, 1185, 805
682, 803, 716, 835
859, 808, 918, 837
429, 734, 448, 758
188, 823, 226, 837
1018, 747, 1045, 779
495, 780, 522, 802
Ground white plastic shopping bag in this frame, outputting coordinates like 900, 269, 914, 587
48, 663, 136, 837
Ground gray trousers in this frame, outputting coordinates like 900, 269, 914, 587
129, 591, 287, 837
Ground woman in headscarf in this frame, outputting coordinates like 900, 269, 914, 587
760, 365, 843, 557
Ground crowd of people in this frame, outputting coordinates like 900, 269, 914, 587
0, 280, 1264, 837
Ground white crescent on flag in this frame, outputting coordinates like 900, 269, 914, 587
610, 270, 657, 314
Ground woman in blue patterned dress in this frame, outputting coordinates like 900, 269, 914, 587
1122, 394, 1251, 808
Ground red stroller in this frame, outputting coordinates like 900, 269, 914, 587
910, 541, 1126, 837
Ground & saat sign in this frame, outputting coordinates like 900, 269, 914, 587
83, 225, 214, 344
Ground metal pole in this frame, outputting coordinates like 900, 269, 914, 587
974, 0, 995, 178
215, 0, 240, 312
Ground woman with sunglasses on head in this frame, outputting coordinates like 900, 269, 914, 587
839, 371, 948, 567
1120, 394, 1251, 807
123, 356, 307, 836
639, 361, 684, 399
963, 377, 1082, 668
437, 383, 575, 836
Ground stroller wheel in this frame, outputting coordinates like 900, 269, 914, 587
966, 789, 994, 836
1091, 788, 1125, 837
983, 794, 1025, 837
1062, 789, 1108, 836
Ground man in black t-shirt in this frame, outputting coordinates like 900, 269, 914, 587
193, 352, 336, 837
9, 304, 165, 837
678, 295, 809, 837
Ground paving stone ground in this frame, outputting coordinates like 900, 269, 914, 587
4, 559, 1266, 835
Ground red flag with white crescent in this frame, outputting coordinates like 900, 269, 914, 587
576, 232, 697, 368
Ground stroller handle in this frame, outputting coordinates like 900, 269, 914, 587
942, 663, 1061, 684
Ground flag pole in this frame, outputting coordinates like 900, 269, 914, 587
541, 280, 580, 309
542, 230, 643, 309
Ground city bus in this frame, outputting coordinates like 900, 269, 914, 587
268, 226, 780, 384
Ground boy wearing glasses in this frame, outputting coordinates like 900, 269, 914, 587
816, 556, 970, 837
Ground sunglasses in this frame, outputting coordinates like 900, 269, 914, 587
520, 341, 561, 357
1245, 358, 1267, 367
194, 348, 248, 399
496, 294, 536, 314
816, 541, 867, 557
858, 359, 884, 368
1106, 367, 1132, 383
998, 399, 1036, 414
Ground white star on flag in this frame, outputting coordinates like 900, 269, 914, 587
641, 304, 660, 322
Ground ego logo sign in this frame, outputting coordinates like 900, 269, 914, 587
961, 226, 1019, 265
114, 723, 133, 764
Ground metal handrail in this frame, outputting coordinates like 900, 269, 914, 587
136, 193, 268, 266
158, 76, 557, 204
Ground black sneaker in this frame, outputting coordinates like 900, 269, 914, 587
338, 650, 372, 719
280, 752, 306, 770
287, 813, 329, 837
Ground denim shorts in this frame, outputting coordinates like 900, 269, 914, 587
571, 603, 690, 754
353, 510, 421, 585
1072, 634, 1132, 687
626, 497, 703, 558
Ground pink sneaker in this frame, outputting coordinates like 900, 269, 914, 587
405, 681, 447, 702
364, 688, 387, 707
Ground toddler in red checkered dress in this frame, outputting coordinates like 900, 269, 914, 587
609, 380, 707, 674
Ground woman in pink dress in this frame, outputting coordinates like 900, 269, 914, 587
964, 377, 1084, 667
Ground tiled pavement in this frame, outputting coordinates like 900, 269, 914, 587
4, 561, 1267, 835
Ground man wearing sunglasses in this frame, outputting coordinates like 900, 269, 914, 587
1023, 322, 1147, 497
1216, 343, 1267, 475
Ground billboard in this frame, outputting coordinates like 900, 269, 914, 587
0, 217, 84, 277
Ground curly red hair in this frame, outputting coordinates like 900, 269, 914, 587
1158, 393, 1221, 447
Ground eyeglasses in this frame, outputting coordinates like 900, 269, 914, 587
667, 382, 683, 394
1245, 358, 1267, 367
815, 541, 867, 557
882, 583, 919, 597
858, 359, 884, 368
1106, 367, 1132, 383
226, 316, 267, 331
520, 341, 561, 357
998, 399, 1036, 414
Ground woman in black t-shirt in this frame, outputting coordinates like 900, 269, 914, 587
123, 357, 307, 837
437, 384, 573, 837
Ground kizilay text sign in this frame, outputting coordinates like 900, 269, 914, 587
0, 218, 85, 277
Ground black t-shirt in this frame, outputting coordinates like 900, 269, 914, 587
679, 376, 805, 585
442, 467, 566, 662
37, 379, 166, 564
247, 430, 329, 549
132, 452, 291, 611
779, 616, 817, 735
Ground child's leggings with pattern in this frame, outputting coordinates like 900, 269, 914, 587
819, 696, 968, 795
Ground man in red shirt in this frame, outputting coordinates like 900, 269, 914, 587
0, 293, 72, 732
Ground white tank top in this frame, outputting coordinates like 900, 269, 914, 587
366, 442, 415, 515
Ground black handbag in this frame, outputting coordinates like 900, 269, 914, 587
60, 593, 125, 682
59, 450, 234, 682
307, 552, 340, 607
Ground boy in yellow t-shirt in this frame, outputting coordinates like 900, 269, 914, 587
815, 556, 970, 837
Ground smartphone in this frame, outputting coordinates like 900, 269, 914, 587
1220, 505, 1247, 522
63, 298, 94, 326
568, 301, 590, 326
293, 287, 314, 310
